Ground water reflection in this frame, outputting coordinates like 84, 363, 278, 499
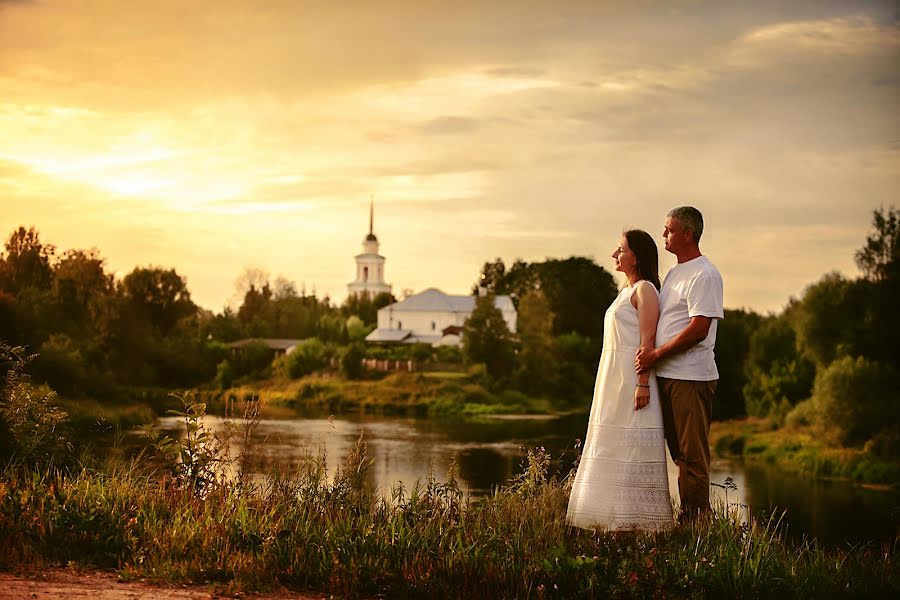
132, 411, 900, 546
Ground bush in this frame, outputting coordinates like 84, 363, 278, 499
0, 343, 72, 466
29, 333, 90, 396
214, 359, 234, 389
785, 398, 816, 428
864, 425, 900, 459
808, 356, 899, 445
275, 338, 326, 379
233, 341, 274, 378
341, 342, 366, 380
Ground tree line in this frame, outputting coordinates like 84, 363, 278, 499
1, 207, 897, 452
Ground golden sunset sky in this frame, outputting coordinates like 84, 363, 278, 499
1, 0, 898, 312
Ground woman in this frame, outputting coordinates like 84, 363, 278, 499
566, 229, 673, 532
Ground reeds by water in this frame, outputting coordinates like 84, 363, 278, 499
1, 426, 897, 598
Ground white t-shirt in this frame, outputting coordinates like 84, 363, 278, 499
655, 255, 724, 381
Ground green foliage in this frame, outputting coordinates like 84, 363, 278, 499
514, 289, 557, 393
855, 206, 899, 282
0, 342, 72, 466
340, 342, 366, 380
29, 333, 90, 396
793, 273, 869, 366
742, 315, 815, 419
483, 256, 618, 338
0, 226, 55, 293
341, 291, 395, 325
345, 315, 371, 341
712, 309, 760, 419
143, 393, 223, 493
462, 293, 515, 379
120, 266, 196, 336
214, 359, 234, 389
864, 425, 900, 459
808, 356, 899, 445
274, 338, 326, 379
232, 341, 274, 378
0, 438, 896, 597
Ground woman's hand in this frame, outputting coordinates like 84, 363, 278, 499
634, 385, 650, 410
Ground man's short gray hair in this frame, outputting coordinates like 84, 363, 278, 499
667, 206, 704, 242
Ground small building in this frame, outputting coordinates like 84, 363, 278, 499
226, 338, 304, 357
365, 288, 517, 347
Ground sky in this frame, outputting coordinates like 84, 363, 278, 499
1, 0, 898, 313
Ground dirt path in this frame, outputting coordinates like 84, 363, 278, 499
0, 571, 326, 600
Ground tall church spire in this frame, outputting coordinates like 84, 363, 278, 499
349, 195, 391, 299
366, 195, 378, 242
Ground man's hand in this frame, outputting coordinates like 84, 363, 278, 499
635, 346, 658, 374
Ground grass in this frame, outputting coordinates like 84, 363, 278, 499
1, 450, 897, 597
1, 406, 897, 599
194, 371, 557, 418
711, 418, 900, 487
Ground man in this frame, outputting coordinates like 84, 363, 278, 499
635, 206, 723, 520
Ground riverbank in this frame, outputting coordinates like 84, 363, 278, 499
193, 371, 557, 417
1, 444, 897, 598
710, 418, 900, 488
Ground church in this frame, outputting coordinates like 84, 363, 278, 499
348, 201, 517, 347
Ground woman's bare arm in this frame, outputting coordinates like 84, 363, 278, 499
631, 281, 659, 409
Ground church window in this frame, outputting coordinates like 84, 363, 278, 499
397, 321, 402, 330
363, 266, 368, 281
431, 321, 436, 331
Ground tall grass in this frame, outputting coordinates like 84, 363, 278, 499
0, 354, 897, 597
1, 426, 897, 598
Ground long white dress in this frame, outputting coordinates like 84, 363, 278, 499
566, 280, 673, 531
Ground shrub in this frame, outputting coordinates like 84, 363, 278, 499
275, 338, 326, 379
29, 333, 89, 396
0, 342, 72, 466
341, 342, 366, 380
214, 359, 234, 389
864, 425, 900, 459
808, 356, 899, 445
785, 398, 817, 428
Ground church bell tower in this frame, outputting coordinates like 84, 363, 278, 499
347, 197, 392, 299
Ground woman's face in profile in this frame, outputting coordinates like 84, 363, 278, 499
612, 236, 636, 276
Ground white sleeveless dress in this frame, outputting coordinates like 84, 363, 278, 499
566, 280, 673, 531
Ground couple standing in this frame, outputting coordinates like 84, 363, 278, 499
567, 206, 723, 531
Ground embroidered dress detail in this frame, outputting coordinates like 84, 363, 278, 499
566, 281, 673, 531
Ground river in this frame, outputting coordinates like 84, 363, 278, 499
131, 410, 900, 547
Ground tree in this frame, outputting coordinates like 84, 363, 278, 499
341, 342, 366, 380
793, 273, 867, 366
462, 293, 515, 379
474, 258, 506, 294
0, 226, 55, 293
808, 356, 898, 445
515, 289, 557, 393
120, 267, 196, 336
486, 257, 617, 338
237, 283, 273, 331
742, 313, 815, 419
713, 308, 763, 419
342, 291, 395, 325
855, 206, 898, 282
51, 248, 116, 340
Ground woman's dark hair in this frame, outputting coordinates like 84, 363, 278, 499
624, 229, 661, 290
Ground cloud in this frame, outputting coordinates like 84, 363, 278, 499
0, 0, 897, 311
415, 116, 485, 135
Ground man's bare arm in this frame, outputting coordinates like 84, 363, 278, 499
635, 316, 712, 373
